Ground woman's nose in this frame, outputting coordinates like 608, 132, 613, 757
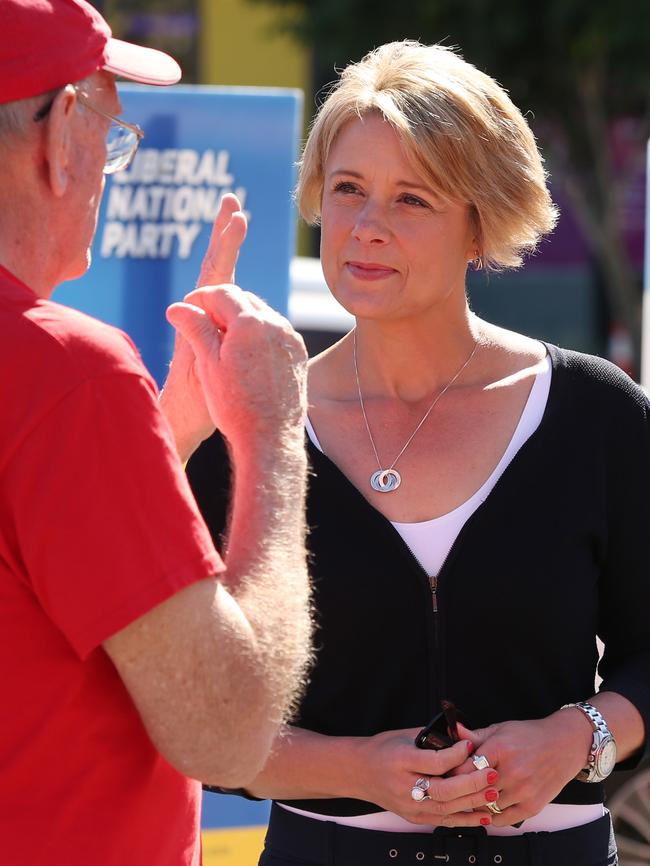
352, 203, 390, 244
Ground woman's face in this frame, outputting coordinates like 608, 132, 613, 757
320, 113, 475, 323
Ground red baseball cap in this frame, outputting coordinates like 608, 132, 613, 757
0, 0, 182, 105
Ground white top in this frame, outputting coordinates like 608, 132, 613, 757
299, 355, 603, 835
389, 354, 552, 577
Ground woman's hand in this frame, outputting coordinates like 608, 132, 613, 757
348, 728, 500, 827
160, 193, 247, 462
452, 712, 593, 826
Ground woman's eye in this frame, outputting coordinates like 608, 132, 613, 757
333, 181, 360, 195
400, 193, 428, 207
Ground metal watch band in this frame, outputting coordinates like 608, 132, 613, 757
561, 701, 615, 782
562, 701, 610, 736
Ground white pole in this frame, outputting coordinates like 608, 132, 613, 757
641, 140, 650, 389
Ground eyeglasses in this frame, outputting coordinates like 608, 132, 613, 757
33, 86, 144, 175
72, 87, 144, 174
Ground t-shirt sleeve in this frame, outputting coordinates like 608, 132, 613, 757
598, 386, 650, 766
6, 371, 224, 659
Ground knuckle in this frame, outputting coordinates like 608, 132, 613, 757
219, 282, 244, 299
232, 312, 258, 333
243, 289, 267, 306
472, 792, 489, 809
512, 767, 529, 786
183, 288, 202, 304
429, 753, 447, 774
275, 322, 299, 342
434, 799, 454, 816
517, 783, 533, 802
436, 813, 455, 828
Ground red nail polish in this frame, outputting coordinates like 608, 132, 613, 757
485, 789, 499, 802
466, 740, 475, 754
487, 770, 498, 785
480, 817, 491, 826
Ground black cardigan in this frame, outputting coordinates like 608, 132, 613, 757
188, 344, 650, 813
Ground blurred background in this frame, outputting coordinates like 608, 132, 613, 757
93, 0, 649, 377
90, 2, 650, 863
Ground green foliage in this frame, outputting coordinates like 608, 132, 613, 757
252, 0, 650, 353
249, 0, 649, 122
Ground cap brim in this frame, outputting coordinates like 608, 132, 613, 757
103, 38, 181, 86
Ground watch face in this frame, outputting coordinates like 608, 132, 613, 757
597, 739, 617, 778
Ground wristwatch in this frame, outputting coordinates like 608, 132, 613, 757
561, 701, 617, 782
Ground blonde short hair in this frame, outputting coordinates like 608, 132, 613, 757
297, 41, 558, 270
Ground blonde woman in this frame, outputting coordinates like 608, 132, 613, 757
188, 41, 648, 866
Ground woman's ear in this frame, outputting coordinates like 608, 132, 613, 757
466, 206, 483, 264
43, 86, 77, 198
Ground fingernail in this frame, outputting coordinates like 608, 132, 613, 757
485, 789, 499, 802
487, 770, 498, 785
466, 740, 475, 754
480, 816, 491, 826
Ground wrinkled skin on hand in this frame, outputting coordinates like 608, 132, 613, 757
451, 716, 591, 826
350, 727, 499, 827
160, 194, 246, 459
162, 193, 308, 460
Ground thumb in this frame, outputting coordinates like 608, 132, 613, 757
457, 721, 492, 747
418, 738, 476, 776
166, 302, 222, 360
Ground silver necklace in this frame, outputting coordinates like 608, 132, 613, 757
353, 330, 478, 493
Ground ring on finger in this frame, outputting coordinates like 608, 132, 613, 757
486, 802, 503, 815
411, 777, 431, 801
472, 754, 490, 771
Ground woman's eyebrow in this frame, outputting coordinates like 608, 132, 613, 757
327, 169, 435, 194
327, 168, 364, 178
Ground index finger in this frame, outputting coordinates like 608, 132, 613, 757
196, 193, 248, 288
412, 739, 474, 776
182, 284, 255, 329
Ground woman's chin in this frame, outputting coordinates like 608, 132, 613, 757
330, 289, 397, 322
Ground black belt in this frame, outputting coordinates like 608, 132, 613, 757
263, 803, 614, 866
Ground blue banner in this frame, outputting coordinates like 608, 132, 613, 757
54, 84, 302, 386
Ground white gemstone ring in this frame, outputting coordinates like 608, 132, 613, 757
472, 754, 490, 771
411, 776, 431, 801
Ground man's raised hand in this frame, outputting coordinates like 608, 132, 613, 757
160, 193, 247, 461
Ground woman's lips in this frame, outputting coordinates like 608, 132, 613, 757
346, 261, 398, 280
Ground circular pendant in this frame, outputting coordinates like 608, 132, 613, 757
370, 468, 402, 493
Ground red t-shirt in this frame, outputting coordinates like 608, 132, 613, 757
0, 266, 224, 865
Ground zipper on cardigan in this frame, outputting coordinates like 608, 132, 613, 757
397, 533, 440, 615
392, 532, 444, 708
399, 534, 442, 618
429, 574, 438, 612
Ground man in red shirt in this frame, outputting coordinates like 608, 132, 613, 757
0, 2, 312, 864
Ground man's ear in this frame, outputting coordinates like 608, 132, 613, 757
43, 86, 77, 198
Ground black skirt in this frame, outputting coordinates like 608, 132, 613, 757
259, 803, 617, 866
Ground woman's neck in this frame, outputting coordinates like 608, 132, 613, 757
352, 311, 482, 403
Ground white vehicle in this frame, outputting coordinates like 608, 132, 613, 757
289, 256, 352, 353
